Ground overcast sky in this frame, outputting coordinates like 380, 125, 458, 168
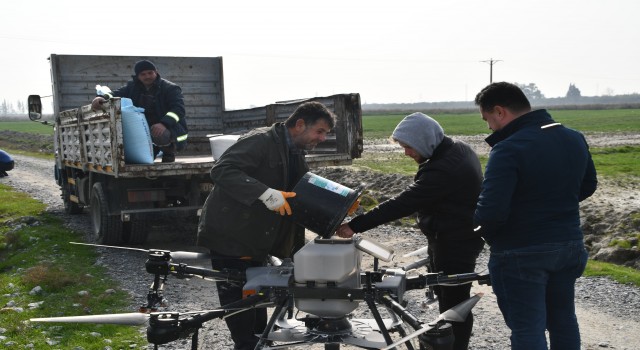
1, 0, 639, 110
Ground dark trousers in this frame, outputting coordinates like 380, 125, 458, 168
489, 240, 587, 350
0, 160, 14, 177
427, 237, 485, 350
211, 255, 267, 350
151, 127, 176, 159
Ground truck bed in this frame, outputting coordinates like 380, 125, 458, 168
120, 156, 215, 177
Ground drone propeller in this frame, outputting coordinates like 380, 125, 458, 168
70, 242, 211, 260
403, 245, 429, 257
31, 312, 150, 325
379, 293, 484, 350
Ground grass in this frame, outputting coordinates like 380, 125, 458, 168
590, 146, 640, 178
584, 260, 640, 286
0, 183, 146, 349
363, 108, 640, 139
355, 145, 640, 180
0, 120, 55, 135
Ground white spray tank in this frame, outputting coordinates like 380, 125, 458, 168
293, 238, 362, 317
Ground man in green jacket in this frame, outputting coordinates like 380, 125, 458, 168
197, 101, 335, 350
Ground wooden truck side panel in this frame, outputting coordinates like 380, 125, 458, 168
50, 54, 225, 155
222, 94, 363, 167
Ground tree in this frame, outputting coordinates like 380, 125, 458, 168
16, 100, 25, 113
602, 87, 615, 96
566, 83, 581, 99
0, 99, 7, 115
515, 83, 545, 100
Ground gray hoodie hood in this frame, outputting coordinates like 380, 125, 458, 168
391, 112, 444, 159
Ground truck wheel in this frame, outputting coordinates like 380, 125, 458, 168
61, 185, 83, 214
90, 182, 123, 244
123, 216, 149, 245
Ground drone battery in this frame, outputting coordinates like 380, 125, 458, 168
288, 172, 362, 238
293, 238, 362, 317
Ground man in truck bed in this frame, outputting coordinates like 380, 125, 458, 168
91, 59, 188, 163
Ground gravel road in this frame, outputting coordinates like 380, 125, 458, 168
3, 154, 640, 350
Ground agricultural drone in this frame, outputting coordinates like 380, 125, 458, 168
31, 236, 490, 350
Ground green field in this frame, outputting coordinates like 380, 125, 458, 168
0, 120, 55, 135
362, 108, 640, 139
359, 108, 640, 179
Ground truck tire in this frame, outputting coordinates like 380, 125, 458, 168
61, 185, 83, 214
123, 216, 149, 245
90, 182, 123, 245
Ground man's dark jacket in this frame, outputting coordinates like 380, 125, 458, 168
474, 109, 598, 251
348, 136, 483, 241
106, 74, 188, 148
197, 123, 308, 261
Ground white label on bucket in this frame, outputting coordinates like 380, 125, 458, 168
308, 176, 350, 197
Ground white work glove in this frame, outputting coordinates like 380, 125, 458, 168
259, 188, 296, 216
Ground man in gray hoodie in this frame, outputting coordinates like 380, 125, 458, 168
336, 112, 484, 350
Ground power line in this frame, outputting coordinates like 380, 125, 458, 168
481, 58, 502, 83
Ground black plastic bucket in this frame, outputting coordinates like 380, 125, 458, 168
288, 172, 362, 238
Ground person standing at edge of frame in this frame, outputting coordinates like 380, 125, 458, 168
473, 82, 597, 350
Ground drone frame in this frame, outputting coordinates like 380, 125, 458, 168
32, 243, 490, 350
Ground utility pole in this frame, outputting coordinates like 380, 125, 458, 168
481, 58, 502, 83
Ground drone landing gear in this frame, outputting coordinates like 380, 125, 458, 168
259, 312, 401, 349
306, 316, 352, 334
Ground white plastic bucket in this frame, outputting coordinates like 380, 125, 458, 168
208, 134, 241, 160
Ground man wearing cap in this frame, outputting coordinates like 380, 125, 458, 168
335, 112, 484, 350
91, 59, 187, 163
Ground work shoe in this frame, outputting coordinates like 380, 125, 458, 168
161, 153, 175, 163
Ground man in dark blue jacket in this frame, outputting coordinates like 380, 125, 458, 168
91, 60, 187, 163
473, 82, 597, 350
336, 112, 484, 350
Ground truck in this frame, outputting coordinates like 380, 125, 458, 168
27, 54, 363, 245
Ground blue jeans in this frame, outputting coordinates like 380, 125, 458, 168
488, 240, 588, 350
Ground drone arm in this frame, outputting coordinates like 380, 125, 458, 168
219, 292, 270, 312
169, 263, 245, 283
255, 294, 290, 348
180, 309, 227, 329
364, 273, 395, 346
402, 257, 430, 272
426, 272, 491, 286
379, 294, 423, 331
405, 272, 490, 291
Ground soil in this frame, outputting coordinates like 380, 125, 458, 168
1, 131, 640, 349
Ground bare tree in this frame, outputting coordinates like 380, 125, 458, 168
0, 100, 7, 115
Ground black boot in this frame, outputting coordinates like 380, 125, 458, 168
161, 153, 175, 163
